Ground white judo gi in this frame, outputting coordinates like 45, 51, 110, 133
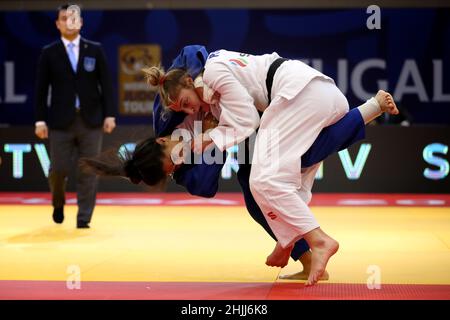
202, 50, 349, 248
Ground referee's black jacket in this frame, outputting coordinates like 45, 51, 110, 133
35, 37, 115, 129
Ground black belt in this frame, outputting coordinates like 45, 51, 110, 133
265, 58, 289, 104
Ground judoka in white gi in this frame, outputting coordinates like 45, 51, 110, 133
143, 50, 399, 286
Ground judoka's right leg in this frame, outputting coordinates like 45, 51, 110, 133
278, 163, 329, 280
249, 79, 346, 285
237, 162, 311, 263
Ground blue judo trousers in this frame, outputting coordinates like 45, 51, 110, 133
153, 45, 365, 260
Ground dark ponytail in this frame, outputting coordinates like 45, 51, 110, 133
80, 137, 167, 186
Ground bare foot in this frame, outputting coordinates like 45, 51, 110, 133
305, 238, 339, 286
279, 251, 330, 281
266, 241, 293, 268
279, 269, 329, 281
375, 90, 399, 115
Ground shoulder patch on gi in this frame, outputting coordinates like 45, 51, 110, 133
229, 57, 248, 67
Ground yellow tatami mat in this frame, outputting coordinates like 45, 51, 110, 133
1, 204, 449, 285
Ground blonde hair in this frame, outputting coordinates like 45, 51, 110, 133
142, 65, 191, 108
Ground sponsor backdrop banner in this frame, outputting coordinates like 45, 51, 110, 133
118, 44, 161, 116
0, 8, 449, 126
0, 126, 448, 193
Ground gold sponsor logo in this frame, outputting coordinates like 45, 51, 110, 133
119, 44, 161, 115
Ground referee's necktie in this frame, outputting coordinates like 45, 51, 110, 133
67, 42, 80, 109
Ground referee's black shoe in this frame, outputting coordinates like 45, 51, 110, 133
52, 207, 64, 224
77, 221, 90, 229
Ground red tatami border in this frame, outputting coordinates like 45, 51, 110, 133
0, 192, 449, 207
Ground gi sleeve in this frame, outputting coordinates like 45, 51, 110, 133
172, 148, 227, 198
203, 62, 260, 152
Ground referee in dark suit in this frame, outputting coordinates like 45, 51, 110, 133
35, 3, 116, 228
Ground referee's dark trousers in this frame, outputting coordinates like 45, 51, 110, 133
48, 112, 103, 224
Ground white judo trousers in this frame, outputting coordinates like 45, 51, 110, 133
202, 50, 349, 249
249, 78, 349, 248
